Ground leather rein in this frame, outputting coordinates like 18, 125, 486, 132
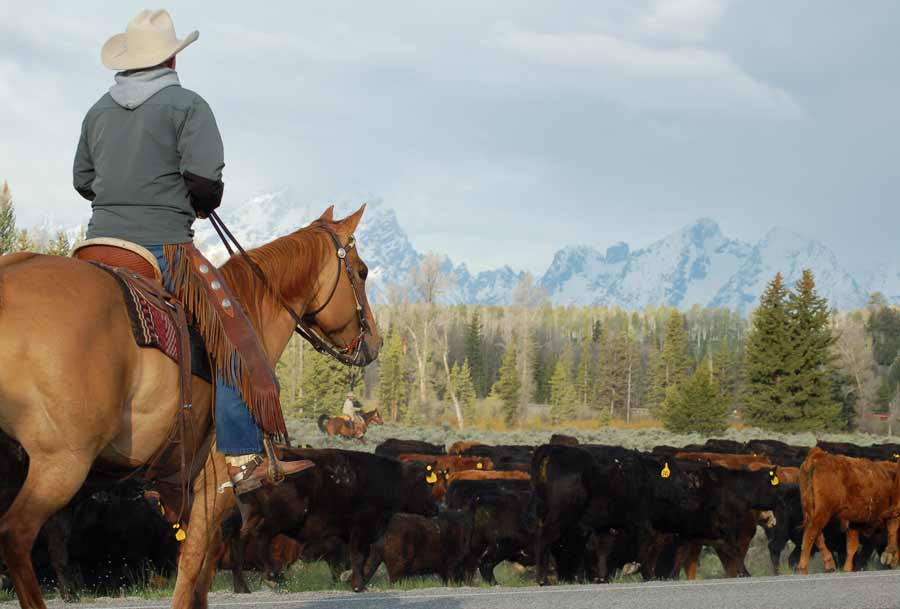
208, 211, 372, 367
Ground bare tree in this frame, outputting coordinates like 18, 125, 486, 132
834, 312, 878, 419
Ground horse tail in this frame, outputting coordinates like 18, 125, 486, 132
317, 414, 329, 433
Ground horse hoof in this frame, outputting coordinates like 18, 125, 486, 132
263, 578, 279, 590
880, 551, 895, 566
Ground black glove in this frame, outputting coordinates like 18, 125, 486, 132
183, 171, 224, 219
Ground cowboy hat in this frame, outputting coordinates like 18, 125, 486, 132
101, 9, 198, 71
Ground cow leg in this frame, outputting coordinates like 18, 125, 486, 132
880, 517, 900, 567
38, 512, 78, 602
349, 524, 377, 592
798, 513, 830, 575
171, 451, 236, 609
361, 538, 384, 584
766, 527, 787, 575
844, 529, 860, 572
0, 455, 93, 609
228, 530, 251, 594
478, 544, 501, 585
534, 517, 561, 585
816, 533, 837, 572
683, 542, 702, 581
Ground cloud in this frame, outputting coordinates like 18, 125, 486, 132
499, 26, 803, 120
638, 0, 727, 43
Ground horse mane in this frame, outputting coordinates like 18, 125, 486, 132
218, 221, 333, 330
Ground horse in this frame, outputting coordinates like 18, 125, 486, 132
0, 205, 381, 609
318, 408, 384, 441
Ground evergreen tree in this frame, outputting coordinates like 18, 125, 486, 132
743, 273, 795, 429
574, 337, 596, 408
785, 270, 842, 430
0, 181, 15, 255
596, 328, 631, 419
464, 309, 487, 397
378, 328, 409, 423
661, 364, 728, 435
494, 338, 521, 426
13, 229, 35, 253
299, 349, 349, 419
549, 341, 578, 423
452, 359, 477, 425
646, 311, 691, 411
713, 335, 739, 403
45, 230, 72, 257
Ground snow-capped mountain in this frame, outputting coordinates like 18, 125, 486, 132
194, 192, 523, 305
541, 219, 870, 313
192, 192, 879, 312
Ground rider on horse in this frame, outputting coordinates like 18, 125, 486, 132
342, 391, 364, 435
72, 9, 313, 493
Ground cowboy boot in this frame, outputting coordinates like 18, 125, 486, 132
227, 444, 315, 495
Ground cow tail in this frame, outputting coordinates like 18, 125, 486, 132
317, 414, 329, 433
798, 459, 815, 529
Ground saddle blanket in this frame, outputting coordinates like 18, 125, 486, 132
96, 264, 211, 381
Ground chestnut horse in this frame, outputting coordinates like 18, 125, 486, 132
0, 206, 381, 609
317, 408, 384, 440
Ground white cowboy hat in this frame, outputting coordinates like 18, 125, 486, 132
101, 9, 198, 71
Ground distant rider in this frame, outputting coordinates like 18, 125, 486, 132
342, 392, 364, 433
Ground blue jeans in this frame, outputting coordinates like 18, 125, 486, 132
147, 245, 263, 455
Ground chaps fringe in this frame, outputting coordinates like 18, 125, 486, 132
163, 244, 288, 444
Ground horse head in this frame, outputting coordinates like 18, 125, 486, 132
303, 205, 383, 366
366, 408, 384, 425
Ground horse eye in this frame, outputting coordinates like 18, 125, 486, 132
359, 267, 368, 281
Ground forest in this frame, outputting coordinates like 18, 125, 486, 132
3, 186, 898, 436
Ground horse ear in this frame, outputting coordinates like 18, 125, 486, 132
317, 205, 335, 223
336, 204, 366, 236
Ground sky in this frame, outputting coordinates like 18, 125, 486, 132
0, 1, 897, 274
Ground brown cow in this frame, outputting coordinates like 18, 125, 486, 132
675, 451, 773, 469
798, 447, 900, 574
397, 454, 494, 472
448, 441, 484, 455
447, 470, 530, 484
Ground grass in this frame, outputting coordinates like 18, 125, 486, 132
288, 415, 897, 455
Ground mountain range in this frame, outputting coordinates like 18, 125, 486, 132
194, 192, 894, 313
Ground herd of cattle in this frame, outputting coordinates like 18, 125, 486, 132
4, 432, 900, 598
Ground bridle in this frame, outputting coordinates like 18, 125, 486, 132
208, 211, 372, 366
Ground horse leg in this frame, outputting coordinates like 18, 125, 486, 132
0, 455, 92, 609
171, 450, 236, 609
38, 511, 78, 602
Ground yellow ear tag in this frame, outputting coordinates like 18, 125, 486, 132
661, 463, 671, 479
426, 465, 433, 471
476, 462, 483, 470
771, 475, 780, 486
172, 523, 180, 529
159, 505, 166, 516
894, 453, 899, 460
175, 529, 186, 542
425, 472, 438, 484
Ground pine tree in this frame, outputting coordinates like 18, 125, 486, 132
378, 328, 409, 423
785, 270, 842, 430
300, 349, 350, 420
452, 359, 477, 425
646, 311, 691, 412
464, 309, 487, 398
661, 364, 728, 435
743, 273, 795, 429
45, 230, 72, 256
494, 338, 521, 426
574, 337, 595, 408
13, 229, 35, 253
0, 181, 16, 255
596, 328, 635, 420
713, 335, 739, 403
549, 341, 578, 423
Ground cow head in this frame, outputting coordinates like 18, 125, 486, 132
402, 462, 440, 516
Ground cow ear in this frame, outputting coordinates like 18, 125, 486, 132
336, 203, 366, 236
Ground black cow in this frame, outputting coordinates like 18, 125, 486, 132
375, 439, 446, 459
236, 448, 438, 592
531, 444, 781, 584
461, 445, 534, 471
363, 508, 473, 584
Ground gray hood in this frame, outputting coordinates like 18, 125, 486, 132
109, 67, 180, 110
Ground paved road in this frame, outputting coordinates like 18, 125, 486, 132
23, 572, 900, 609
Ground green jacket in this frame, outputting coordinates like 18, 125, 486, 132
73, 68, 224, 246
